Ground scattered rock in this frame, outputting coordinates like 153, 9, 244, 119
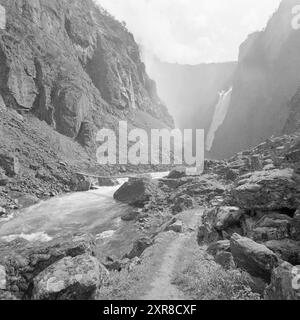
230, 169, 299, 210
14, 194, 39, 209
32, 254, 107, 300
230, 233, 279, 281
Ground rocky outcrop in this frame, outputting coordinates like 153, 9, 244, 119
32, 254, 107, 300
230, 234, 279, 281
211, 0, 300, 158
230, 169, 300, 210
0, 233, 103, 300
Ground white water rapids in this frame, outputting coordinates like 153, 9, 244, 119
206, 87, 232, 152
0, 172, 169, 257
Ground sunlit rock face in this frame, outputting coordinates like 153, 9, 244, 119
211, 0, 300, 159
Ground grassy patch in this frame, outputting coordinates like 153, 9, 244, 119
172, 236, 261, 300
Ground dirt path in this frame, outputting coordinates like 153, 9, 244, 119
142, 209, 203, 300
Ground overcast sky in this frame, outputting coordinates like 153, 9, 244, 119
97, 0, 282, 64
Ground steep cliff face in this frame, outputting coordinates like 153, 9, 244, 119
0, 0, 174, 211
147, 57, 236, 138
211, 0, 300, 159
0, 0, 173, 149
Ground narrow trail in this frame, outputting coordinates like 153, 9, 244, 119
142, 209, 203, 300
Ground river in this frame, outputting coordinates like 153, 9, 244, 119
0, 172, 169, 258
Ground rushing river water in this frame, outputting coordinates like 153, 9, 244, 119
0, 172, 169, 258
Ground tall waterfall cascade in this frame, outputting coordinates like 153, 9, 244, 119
0, 5, 6, 30
206, 87, 232, 152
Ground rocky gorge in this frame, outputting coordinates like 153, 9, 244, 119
0, 0, 300, 301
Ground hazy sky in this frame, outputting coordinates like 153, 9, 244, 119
97, 0, 282, 64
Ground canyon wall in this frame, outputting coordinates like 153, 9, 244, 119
0, 0, 173, 153
211, 0, 300, 159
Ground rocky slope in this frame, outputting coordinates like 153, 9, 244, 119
112, 130, 300, 300
211, 0, 300, 158
147, 57, 236, 142
0, 0, 174, 212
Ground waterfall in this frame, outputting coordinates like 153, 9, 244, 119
206, 87, 232, 152
0, 5, 6, 30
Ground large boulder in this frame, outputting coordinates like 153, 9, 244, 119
230, 169, 300, 210
197, 207, 244, 244
0, 233, 96, 299
230, 234, 279, 281
265, 262, 300, 300
32, 254, 107, 300
114, 177, 160, 207
214, 207, 243, 231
